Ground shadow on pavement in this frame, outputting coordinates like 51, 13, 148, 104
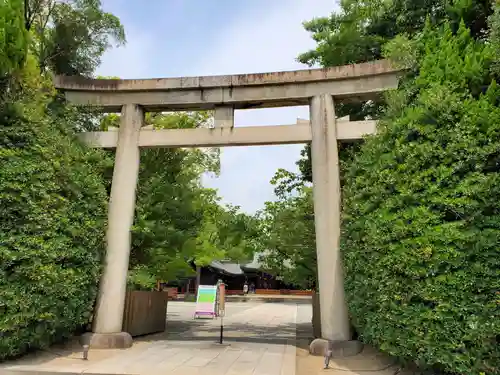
136, 317, 314, 351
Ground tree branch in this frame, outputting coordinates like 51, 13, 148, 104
269, 245, 316, 275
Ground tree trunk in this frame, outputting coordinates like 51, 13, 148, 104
185, 279, 191, 300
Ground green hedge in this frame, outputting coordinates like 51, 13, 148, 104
341, 23, 500, 374
0, 102, 108, 359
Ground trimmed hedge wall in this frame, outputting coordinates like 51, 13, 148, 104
0, 102, 108, 359
341, 23, 500, 374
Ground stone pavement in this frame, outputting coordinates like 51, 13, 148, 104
295, 345, 404, 375
0, 301, 406, 375
0, 302, 301, 375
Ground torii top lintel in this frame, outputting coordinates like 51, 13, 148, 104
53, 59, 402, 112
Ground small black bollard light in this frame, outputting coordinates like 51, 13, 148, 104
82, 345, 89, 360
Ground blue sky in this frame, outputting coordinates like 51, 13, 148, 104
97, 0, 337, 213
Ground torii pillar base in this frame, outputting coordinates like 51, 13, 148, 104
80, 332, 133, 349
309, 338, 363, 358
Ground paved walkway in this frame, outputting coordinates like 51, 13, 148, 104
0, 302, 302, 375
0, 302, 406, 375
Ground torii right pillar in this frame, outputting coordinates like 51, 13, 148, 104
309, 94, 362, 356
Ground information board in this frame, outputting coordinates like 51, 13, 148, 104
194, 285, 217, 319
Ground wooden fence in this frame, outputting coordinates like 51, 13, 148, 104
225, 289, 243, 295
225, 289, 313, 296
122, 290, 167, 337
255, 289, 313, 296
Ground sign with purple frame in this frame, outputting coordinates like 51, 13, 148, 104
194, 285, 217, 319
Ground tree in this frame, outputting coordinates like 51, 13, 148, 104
257, 169, 316, 289
0, 52, 109, 359
0, 0, 28, 91
25, 0, 125, 76
100, 111, 214, 287
341, 21, 500, 374
488, 1, 500, 78
195, 202, 261, 265
298, 0, 492, 68
0, 1, 123, 359
258, 191, 316, 290
129, 146, 260, 288
96, 110, 258, 289
295, 0, 495, 184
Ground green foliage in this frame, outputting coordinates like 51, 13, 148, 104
26, 0, 125, 76
194, 200, 260, 267
258, 193, 316, 289
97, 111, 213, 282
298, 0, 492, 68
296, 0, 494, 185
341, 22, 500, 374
0, 0, 28, 89
130, 146, 260, 283
130, 145, 211, 281
488, 1, 500, 77
257, 170, 316, 289
0, 95, 108, 359
258, 145, 361, 289
96, 82, 258, 287
95, 110, 258, 284
127, 266, 157, 291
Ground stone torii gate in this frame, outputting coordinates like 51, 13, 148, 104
54, 60, 401, 350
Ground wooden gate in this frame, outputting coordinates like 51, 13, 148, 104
122, 290, 167, 337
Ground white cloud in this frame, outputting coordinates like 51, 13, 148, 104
194, 0, 337, 213
190, 1, 334, 76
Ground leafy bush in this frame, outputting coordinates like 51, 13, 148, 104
0, 0, 27, 85
0, 99, 108, 359
341, 22, 500, 375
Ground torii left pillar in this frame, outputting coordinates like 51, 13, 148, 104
81, 104, 143, 348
